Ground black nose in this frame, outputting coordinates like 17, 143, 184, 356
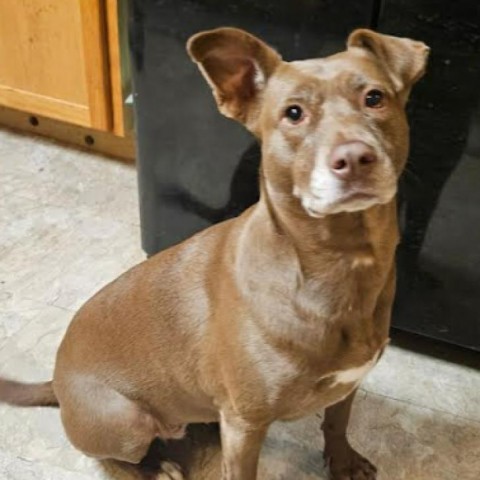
328, 141, 377, 180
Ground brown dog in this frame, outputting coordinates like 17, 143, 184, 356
0, 28, 429, 480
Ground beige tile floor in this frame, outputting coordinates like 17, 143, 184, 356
0, 128, 479, 480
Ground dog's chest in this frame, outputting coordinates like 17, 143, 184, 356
329, 352, 380, 385
244, 322, 382, 419
295, 260, 384, 320
275, 348, 381, 420
238, 244, 389, 417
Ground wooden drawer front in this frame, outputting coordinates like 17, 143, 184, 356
0, 0, 111, 130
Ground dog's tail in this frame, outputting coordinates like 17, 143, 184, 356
0, 378, 58, 407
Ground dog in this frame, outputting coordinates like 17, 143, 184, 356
0, 27, 429, 480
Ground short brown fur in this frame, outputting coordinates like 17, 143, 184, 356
0, 28, 429, 480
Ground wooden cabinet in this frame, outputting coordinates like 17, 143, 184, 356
0, 0, 130, 138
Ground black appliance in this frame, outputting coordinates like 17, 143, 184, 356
127, 0, 480, 351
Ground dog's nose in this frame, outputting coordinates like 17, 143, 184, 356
328, 142, 377, 180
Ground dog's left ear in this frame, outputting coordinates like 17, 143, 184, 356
187, 27, 282, 129
348, 29, 430, 95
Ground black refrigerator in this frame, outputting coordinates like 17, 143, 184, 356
127, 0, 480, 351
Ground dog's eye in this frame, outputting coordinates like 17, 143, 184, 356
284, 105, 304, 123
365, 89, 384, 108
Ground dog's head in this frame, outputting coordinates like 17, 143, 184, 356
188, 28, 429, 217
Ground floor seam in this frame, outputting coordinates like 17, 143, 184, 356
359, 386, 480, 425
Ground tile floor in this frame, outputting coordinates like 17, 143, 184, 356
0, 129, 479, 479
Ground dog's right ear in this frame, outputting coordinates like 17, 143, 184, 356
187, 28, 282, 129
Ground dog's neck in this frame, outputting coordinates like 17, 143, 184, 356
258, 173, 399, 277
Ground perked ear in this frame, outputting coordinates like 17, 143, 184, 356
187, 27, 282, 128
348, 29, 430, 93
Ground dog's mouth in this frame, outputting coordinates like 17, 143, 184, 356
342, 191, 377, 202
301, 186, 395, 218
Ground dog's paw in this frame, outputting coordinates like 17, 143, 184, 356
156, 461, 184, 480
326, 446, 377, 480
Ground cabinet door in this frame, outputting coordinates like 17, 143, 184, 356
0, 0, 111, 130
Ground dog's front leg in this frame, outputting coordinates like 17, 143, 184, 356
322, 389, 377, 479
220, 411, 267, 480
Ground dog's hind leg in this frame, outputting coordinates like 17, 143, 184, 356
56, 379, 185, 479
